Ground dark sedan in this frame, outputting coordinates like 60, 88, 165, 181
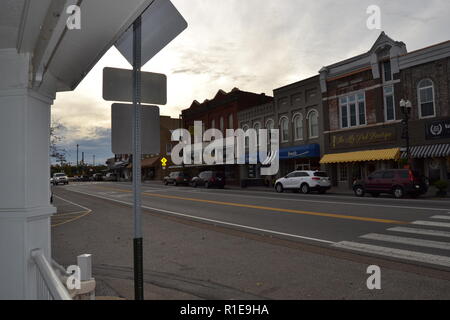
191, 171, 225, 189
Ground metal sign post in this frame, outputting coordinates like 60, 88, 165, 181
132, 15, 144, 301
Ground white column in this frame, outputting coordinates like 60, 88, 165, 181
0, 49, 56, 299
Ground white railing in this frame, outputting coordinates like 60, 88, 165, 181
31, 249, 72, 300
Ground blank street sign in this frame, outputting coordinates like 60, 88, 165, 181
112, 103, 160, 154
115, 0, 188, 68
103, 67, 167, 105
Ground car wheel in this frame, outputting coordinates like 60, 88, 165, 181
205, 182, 210, 189
192, 182, 197, 188
300, 183, 310, 194
164, 181, 168, 185
354, 186, 365, 197
275, 183, 284, 193
174, 181, 178, 186
393, 186, 404, 199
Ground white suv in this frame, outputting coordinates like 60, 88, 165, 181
275, 171, 331, 194
53, 173, 69, 185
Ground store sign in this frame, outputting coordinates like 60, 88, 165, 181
426, 119, 450, 140
331, 128, 396, 149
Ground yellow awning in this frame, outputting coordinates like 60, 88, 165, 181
320, 148, 400, 164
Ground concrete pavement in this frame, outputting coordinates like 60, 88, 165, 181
50, 182, 450, 299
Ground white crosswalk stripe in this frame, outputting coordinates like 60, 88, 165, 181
333, 241, 450, 268
431, 215, 450, 220
388, 227, 450, 238
360, 233, 450, 250
412, 221, 450, 228
333, 217, 450, 268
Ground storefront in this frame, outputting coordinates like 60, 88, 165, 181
278, 144, 321, 177
321, 148, 401, 189
401, 143, 450, 184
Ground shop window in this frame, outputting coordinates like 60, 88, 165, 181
339, 164, 348, 182
418, 79, 436, 119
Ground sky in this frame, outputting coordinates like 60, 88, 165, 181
51, 0, 450, 165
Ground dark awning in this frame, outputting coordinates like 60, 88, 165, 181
401, 144, 450, 159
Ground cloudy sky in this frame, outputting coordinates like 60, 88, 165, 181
51, 0, 450, 165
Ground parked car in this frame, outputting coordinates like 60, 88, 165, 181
79, 175, 92, 182
353, 169, 429, 199
275, 171, 331, 194
92, 173, 104, 181
104, 173, 118, 182
52, 173, 69, 185
164, 172, 191, 186
191, 171, 225, 189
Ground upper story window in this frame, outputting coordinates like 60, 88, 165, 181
340, 93, 366, 129
384, 85, 396, 121
220, 116, 224, 132
382, 60, 393, 82
418, 79, 436, 119
228, 114, 234, 129
292, 113, 304, 141
211, 119, 215, 129
242, 124, 249, 132
307, 110, 319, 138
279, 117, 289, 143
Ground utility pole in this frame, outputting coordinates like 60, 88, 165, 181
132, 14, 144, 301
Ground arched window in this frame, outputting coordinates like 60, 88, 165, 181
242, 124, 249, 132
307, 110, 319, 138
292, 113, 303, 141
265, 119, 274, 145
279, 117, 289, 142
211, 119, 215, 129
418, 79, 436, 118
253, 122, 261, 132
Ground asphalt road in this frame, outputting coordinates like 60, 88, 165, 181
51, 181, 450, 299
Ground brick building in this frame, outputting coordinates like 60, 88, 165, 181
180, 88, 273, 184
319, 32, 408, 189
398, 40, 450, 183
320, 32, 450, 189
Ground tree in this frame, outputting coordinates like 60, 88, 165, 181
50, 122, 68, 164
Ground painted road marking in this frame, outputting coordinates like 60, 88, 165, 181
65, 188, 336, 245
360, 233, 450, 251
412, 221, 450, 228
431, 215, 450, 220
88, 184, 450, 212
333, 241, 450, 268
388, 227, 450, 239
52, 195, 92, 227
82, 185, 407, 225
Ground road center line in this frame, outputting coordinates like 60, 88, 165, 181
65, 188, 336, 245
85, 185, 407, 224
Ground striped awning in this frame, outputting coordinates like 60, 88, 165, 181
401, 144, 450, 159
320, 148, 400, 164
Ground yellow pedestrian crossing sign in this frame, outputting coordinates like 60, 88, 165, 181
161, 157, 168, 167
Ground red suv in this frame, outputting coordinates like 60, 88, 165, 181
353, 169, 429, 199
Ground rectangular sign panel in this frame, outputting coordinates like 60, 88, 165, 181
103, 67, 167, 104
115, 0, 188, 68
112, 104, 160, 154
426, 119, 450, 140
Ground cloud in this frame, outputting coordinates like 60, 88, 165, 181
52, 0, 450, 157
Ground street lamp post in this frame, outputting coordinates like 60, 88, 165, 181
400, 99, 413, 166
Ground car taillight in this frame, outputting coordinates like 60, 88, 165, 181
312, 177, 320, 181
